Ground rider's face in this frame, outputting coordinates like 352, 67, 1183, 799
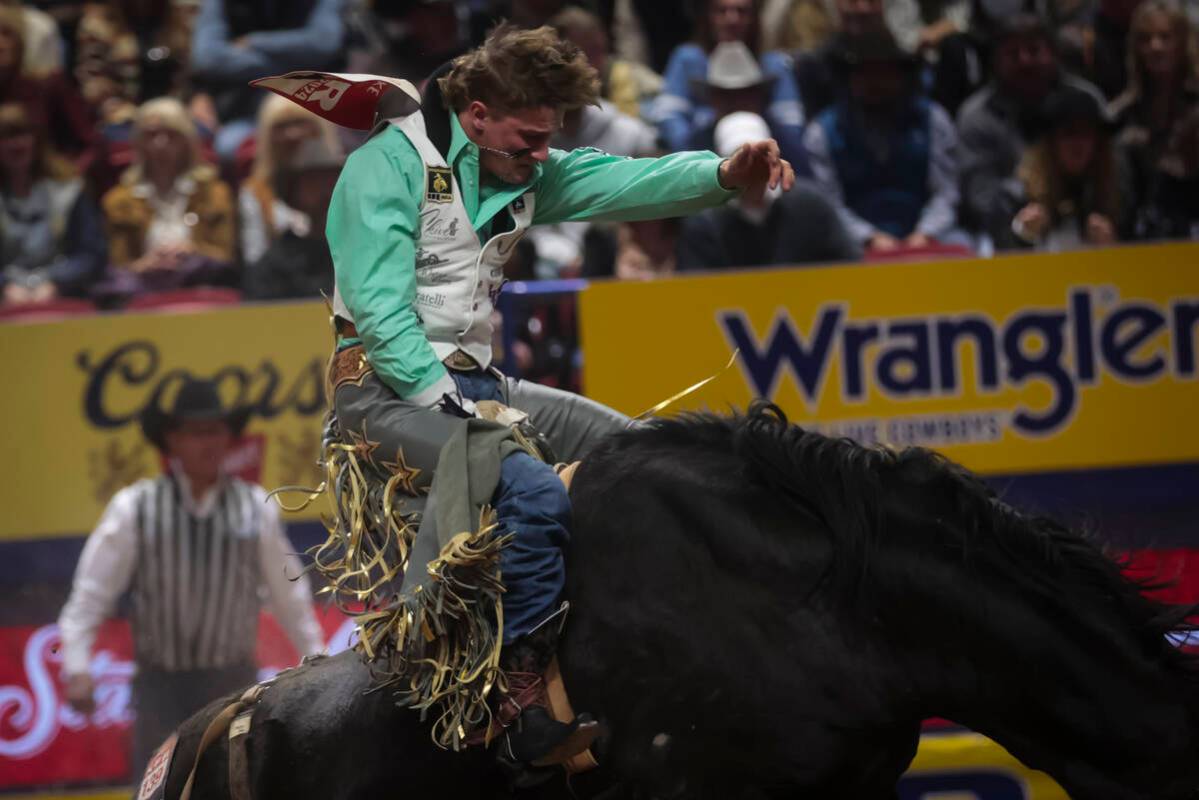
463, 102, 558, 185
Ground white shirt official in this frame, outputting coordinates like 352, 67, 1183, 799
57, 465, 325, 676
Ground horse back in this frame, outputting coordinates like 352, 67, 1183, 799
161, 651, 500, 800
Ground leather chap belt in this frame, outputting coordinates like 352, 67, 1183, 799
335, 317, 480, 373
329, 343, 372, 391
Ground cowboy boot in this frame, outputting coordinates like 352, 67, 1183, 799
496, 604, 599, 769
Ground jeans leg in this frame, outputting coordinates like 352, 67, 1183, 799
450, 370, 505, 402
493, 451, 571, 643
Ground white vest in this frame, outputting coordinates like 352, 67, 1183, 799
332, 110, 535, 369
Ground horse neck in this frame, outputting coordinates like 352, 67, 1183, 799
884, 555, 1199, 799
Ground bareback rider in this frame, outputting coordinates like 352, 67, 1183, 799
293, 23, 792, 769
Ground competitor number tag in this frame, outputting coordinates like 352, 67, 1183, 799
137, 732, 178, 800
426, 166, 453, 203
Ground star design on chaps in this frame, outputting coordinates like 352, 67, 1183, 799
381, 446, 422, 496
345, 420, 381, 467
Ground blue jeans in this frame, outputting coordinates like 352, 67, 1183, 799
450, 371, 571, 643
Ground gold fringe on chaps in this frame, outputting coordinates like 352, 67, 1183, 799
271, 413, 513, 751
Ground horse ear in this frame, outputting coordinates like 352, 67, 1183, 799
250, 71, 421, 130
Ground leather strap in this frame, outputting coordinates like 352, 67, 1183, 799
228, 708, 255, 800
178, 684, 265, 800
543, 657, 599, 774
555, 461, 581, 492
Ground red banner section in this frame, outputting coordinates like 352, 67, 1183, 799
0, 607, 354, 789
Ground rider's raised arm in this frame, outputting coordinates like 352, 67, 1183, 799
531, 147, 736, 226
326, 134, 456, 406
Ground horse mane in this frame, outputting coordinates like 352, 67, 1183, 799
634, 401, 1199, 683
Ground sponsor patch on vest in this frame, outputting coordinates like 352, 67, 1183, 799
426, 166, 453, 203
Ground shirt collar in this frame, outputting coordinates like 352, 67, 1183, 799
169, 460, 226, 517
448, 112, 475, 168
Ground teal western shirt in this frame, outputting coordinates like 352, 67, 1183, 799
326, 111, 734, 400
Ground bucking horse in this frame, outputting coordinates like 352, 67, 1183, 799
154, 403, 1198, 799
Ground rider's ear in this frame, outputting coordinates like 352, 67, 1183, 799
466, 100, 489, 135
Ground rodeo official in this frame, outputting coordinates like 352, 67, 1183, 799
56, 377, 325, 774
256, 22, 793, 779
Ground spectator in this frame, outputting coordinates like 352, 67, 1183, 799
0, 0, 63, 76
75, 0, 198, 107
243, 137, 341, 300
189, 0, 346, 161
805, 29, 962, 253
686, 41, 809, 172
894, 0, 973, 54
795, 0, 889, 121
57, 376, 325, 773
581, 217, 681, 280
98, 97, 235, 298
365, 0, 468, 81
1036, 0, 1097, 29
1000, 85, 1129, 250
0, 104, 106, 304
534, 83, 660, 279
760, 0, 836, 52
240, 94, 341, 266
607, 0, 696, 74
469, 0, 571, 44
0, 6, 95, 160
891, 0, 985, 116
678, 111, 861, 270
1135, 103, 1199, 238
648, 0, 804, 154
956, 13, 1105, 242
1109, 0, 1199, 216
551, 7, 663, 119
1059, 0, 1143, 99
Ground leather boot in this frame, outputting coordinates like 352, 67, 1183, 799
496, 604, 599, 770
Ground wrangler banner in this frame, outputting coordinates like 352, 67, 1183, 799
0, 301, 331, 543
579, 242, 1199, 475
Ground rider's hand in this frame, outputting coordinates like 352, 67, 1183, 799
64, 672, 95, 714
717, 139, 795, 206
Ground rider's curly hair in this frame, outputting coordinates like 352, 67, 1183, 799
438, 23, 600, 114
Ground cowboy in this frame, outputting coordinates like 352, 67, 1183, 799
272, 22, 794, 773
804, 27, 962, 253
57, 377, 325, 774
686, 41, 810, 173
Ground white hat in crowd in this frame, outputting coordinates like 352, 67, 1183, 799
714, 111, 773, 158
697, 41, 778, 92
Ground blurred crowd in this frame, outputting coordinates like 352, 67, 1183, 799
1, 0, 1197, 315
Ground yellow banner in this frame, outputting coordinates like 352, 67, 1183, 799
1, 302, 331, 541
580, 242, 1199, 475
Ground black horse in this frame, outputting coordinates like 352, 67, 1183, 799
161, 404, 1199, 799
